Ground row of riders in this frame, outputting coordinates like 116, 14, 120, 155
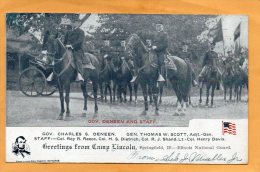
41, 19, 248, 119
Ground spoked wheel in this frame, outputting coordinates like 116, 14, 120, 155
41, 83, 57, 96
19, 67, 46, 97
86, 81, 101, 101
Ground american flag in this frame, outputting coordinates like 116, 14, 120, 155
222, 121, 236, 135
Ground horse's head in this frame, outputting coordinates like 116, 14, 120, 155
55, 38, 66, 58
126, 34, 147, 59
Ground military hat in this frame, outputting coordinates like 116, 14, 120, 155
60, 17, 72, 25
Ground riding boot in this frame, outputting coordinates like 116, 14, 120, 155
157, 66, 165, 82
83, 62, 95, 70
47, 72, 54, 82
130, 70, 138, 83
192, 79, 198, 87
76, 72, 84, 83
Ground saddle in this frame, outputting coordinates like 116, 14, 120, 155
164, 55, 177, 70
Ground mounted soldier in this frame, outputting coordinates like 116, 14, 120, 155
178, 41, 198, 86
63, 18, 95, 82
152, 21, 169, 82
198, 41, 222, 89
46, 18, 95, 82
100, 39, 115, 67
117, 40, 135, 78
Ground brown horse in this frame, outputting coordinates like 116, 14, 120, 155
126, 34, 192, 115
52, 39, 100, 120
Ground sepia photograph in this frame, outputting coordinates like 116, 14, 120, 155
6, 13, 248, 127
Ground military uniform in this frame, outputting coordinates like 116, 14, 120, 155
117, 45, 134, 71
100, 45, 115, 61
64, 27, 89, 75
198, 50, 221, 81
178, 50, 197, 86
153, 31, 169, 68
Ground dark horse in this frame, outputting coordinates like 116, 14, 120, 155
99, 56, 115, 103
222, 59, 235, 101
52, 39, 100, 119
126, 34, 192, 115
199, 60, 221, 107
114, 57, 133, 103
233, 59, 248, 101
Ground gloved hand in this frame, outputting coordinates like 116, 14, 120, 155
152, 46, 157, 50
41, 50, 48, 55
66, 44, 73, 49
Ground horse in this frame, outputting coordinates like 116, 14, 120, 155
233, 59, 248, 101
199, 61, 221, 107
222, 58, 235, 101
51, 38, 100, 119
126, 34, 192, 115
99, 56, 115, 103
113, 56, 133, 103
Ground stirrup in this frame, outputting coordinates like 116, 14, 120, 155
157, 74, 165, 82
83, 63, 95, 69
46, 72, 54, 81
76, 73, 84, 82
193, 80, 198, 87
130, 76, 137, 83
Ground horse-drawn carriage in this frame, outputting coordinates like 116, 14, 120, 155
7, 29, 97, 99
18, 53, 57, 97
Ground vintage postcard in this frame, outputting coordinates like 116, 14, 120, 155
6, 13, 248, 164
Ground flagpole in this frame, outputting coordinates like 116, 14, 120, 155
238, 23, 241, 58
221, 18, 226, 57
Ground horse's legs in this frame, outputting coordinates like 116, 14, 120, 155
224, 85, 227, 101
140, 83, 148, 115
123, 83, 127, 102
234, 85, 238, 102
159, 85, 163, 104
104, 83, 108, 103
93, 81, 98, 114
117, 83, 122, 103
148, 86, 153, 105
134, 83, 138, 103
151, 81, 159, 115
107, 83, 112, 103
229, 85, 233, 101
99, 82, 104, 102
199, 86, 203, 104
171, 81, 182, 115
81, 82, 88, 117
211, 83, 216, 106
239, 84, 242, 101
64, 82, 71, 117
112, 80, 116, 102
57, 83, 65, 120
128, 82, 132, 102
206, 84, 210, 106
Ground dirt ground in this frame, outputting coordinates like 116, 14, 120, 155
6, 90, 248, 127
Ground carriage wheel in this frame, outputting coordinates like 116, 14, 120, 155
86, 82, 101, 101
41, 84, 57, 96
19, 67, 46, 97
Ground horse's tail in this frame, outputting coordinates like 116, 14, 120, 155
186, 62, 192, 87
184, 61, 192, 98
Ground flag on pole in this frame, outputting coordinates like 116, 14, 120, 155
208, 18, 223, 44
234, 23, 241, 41
234, 23, 241, 58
